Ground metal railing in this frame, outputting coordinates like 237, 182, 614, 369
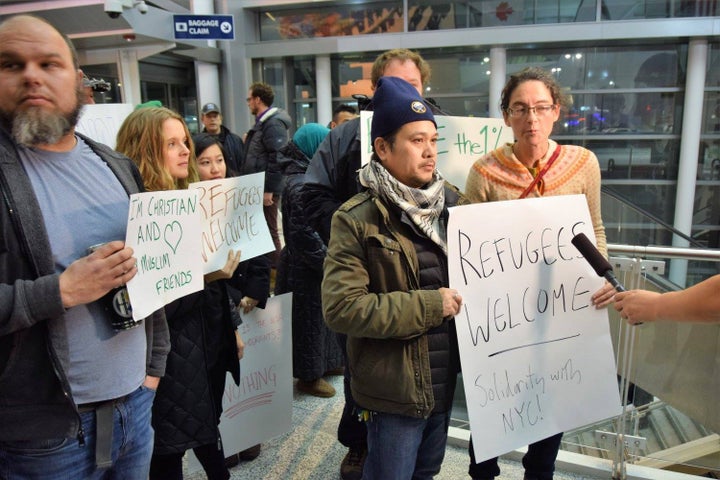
603, 245, 720, 479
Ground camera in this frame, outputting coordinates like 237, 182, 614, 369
104, 0, 147, 18
104, 0, 124, 18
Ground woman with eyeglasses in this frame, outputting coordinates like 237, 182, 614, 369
463, 67, 616, 480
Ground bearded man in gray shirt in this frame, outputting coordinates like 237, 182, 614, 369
0, 14, 169, 479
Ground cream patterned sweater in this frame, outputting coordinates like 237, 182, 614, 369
464, 139, 607, 257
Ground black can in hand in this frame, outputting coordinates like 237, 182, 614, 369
87, 243, 141, 331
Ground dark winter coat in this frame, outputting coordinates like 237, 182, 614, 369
241, 107, 292, 195
152, 257, 270, 454
275, 142, 342, 381
203, 125, 245, 174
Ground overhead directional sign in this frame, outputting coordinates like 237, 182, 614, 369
173, 14, 235, 40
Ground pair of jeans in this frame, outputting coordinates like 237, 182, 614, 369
467, 432, 563, 480
363, 410, 451, 480
0, 385, 156, 480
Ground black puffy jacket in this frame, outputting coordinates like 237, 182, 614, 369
151, 258, 270, 454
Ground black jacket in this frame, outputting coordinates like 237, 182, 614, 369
241, 107, 291, 195
0, 129, 169, 442
203, 125, 245, 174
275, 142, 342, 381
151, 257, 270, 454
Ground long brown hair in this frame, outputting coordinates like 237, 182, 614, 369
116, 106, 198, 191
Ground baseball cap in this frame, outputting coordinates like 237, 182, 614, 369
201, 103, 221, 114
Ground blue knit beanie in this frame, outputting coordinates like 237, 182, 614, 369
371, 76, 436, 144
292, 123, 330, 160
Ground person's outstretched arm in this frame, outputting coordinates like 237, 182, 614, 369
614, 274, 720, 324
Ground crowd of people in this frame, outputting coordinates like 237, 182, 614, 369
0, 12, 714, 480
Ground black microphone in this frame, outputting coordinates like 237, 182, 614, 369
571, 233, 626, 292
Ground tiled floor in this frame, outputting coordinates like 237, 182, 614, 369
185, 373, 612, 480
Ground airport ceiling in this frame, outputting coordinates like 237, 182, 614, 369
0, 1, 214, 62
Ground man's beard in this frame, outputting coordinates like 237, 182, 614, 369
3, 86, 84, 147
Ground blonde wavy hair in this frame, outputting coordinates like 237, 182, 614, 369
116, 106, 198, 191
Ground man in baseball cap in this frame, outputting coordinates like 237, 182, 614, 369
199, 102, 245, 172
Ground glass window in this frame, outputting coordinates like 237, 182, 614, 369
260, 59, 286, 109
294, 101, 316, 128
555, 91, 681, 139
292, 58, 316, 100
259, 1, 403, 41
508, 46, 683, 90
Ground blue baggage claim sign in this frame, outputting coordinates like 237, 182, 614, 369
173, 14, 234, 40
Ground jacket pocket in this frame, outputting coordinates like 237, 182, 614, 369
350, 337, 416, 405
366, 234, 408, 293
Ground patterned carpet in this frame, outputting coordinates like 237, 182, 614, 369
182, 373, 619, 480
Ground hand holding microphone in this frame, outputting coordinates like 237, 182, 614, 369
571, 233, 643, 324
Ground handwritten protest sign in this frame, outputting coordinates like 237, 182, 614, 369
76, 103, 133, 148
125, 190, 204, 320
360, 111, 513, 189
447, 195, 621, 463
188, 172, 274, 274
186, 293, 293, 473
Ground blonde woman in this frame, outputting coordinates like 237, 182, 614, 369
117, 107, 252, 480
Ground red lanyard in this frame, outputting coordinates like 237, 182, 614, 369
518, 144, 562, 199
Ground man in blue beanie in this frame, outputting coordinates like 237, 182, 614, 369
302, 49, 446, 480
321, 76, 468, 480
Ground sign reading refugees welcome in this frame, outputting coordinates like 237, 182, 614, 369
189, 172, 274, 274
447, 195, 622, 463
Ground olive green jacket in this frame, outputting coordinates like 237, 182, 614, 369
322, 183, 468, 418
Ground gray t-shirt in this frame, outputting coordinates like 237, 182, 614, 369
19, 137, 145, 404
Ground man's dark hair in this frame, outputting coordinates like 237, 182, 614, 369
332, 104, 358, 121
249, 82, 275, 107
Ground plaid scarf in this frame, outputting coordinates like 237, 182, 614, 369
359, 160, 447, 254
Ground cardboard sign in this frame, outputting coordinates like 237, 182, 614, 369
76, 103, 133, 148
189, 173, 274, 274
447, 195, 622, 463
124, 190, 204, 320
360, 111, 514, 189
186, 293, 293, 473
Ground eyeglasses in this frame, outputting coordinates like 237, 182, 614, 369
505, 104, 557, 118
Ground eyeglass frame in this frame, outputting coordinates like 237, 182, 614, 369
505, 104, 557, 118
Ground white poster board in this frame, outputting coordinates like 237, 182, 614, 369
187, 293, 293, 473
360, 111, 513, 189
188, 172, 274, 274
447, 195, 622, 463
124, 190, 204, 320
76, 103, 133, 148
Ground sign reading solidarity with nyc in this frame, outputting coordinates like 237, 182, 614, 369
189, 172, 274, 274
125, 189, 204, 320
360, 111, 514, 189
447, 195, 622, 463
